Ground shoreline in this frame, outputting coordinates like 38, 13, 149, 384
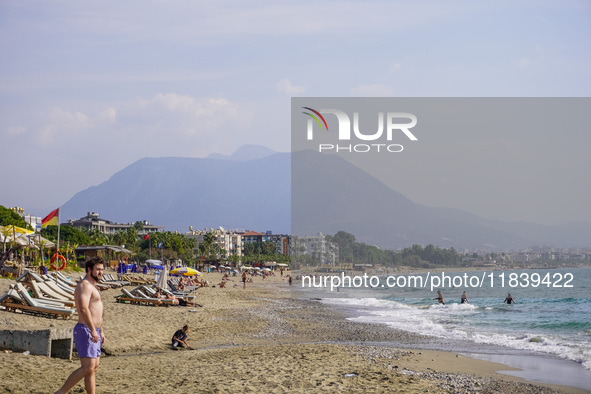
297, 293, 591, 392
0, 271, 587, 393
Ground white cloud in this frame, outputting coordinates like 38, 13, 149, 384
276, 78, 306, 95
390, 63, 402, 72
514, 57, 531, 68
7, 126, 26, 135
37, 107, 91, 145
29, 93, 251, 157
349, 84, 394, 97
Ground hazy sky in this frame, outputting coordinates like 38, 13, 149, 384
1, 1, 590, 225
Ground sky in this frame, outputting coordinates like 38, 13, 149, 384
1, 0, 590, 225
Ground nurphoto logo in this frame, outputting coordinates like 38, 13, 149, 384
301, 107, 418, 153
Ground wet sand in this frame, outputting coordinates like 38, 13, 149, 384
0, 271, 584, 393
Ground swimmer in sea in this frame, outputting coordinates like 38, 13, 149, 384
461, 291, 469, 304
434, 290, 445, 305
504, 293, 516, 304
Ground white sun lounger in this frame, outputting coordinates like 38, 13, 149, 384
29, 281, 75, 307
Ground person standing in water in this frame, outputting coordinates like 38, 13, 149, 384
504, 293, 517, 304
461, 291, 469, 304
434, 290, 445, 305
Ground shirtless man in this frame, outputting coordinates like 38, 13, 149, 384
56, 256, 105, 394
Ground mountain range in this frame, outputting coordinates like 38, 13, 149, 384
61, 145, 591, 251
62, 145, 291, 235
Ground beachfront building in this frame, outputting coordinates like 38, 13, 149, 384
185, 227, 244, 258
66, 212, 164, 236
185, 228, 291, 260
263, 232, 290, 256
9, 207, 42, 231
290, 232, 339, 266
241, 230, 265, 244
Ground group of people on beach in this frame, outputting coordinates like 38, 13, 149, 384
433, 290, 517, 305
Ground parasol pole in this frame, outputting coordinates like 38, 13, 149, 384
38, 233, 43, 271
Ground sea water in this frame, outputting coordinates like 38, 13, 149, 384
299, 267, 591, 388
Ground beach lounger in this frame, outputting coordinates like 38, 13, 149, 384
54, 271, 78, 287
161, 287, 195, 299
15, 284, 72, 309
140, 286, 157, 297
1, 284, 74, 319
130, 287, 177, 306
122, 275, 149, 286
116, 289, 162, 306
99, 277, 121, 288
36, 282, 72, 302
43, 281, 75, 301
16, 270, 44, 284
103, 274, 130, 286
133, 289, 175, 306
41, 275, 76, 294
29, 281, 75, 307
17, 285, 73, 316
0, 287, 22, 305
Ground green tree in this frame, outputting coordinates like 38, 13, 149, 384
0, 206, 30, 229
40, 225, 92, 245
261, 241, 277, 255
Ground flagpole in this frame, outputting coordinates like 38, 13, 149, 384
55, 208, 61, 283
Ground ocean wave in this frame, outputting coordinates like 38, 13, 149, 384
320, 295, 591, 370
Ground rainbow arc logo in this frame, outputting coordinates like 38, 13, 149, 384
302, 107, 328, 132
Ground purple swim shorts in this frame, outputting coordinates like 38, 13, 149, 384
73, 323, 102, 359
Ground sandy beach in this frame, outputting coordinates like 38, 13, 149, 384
0, 271, 585, 393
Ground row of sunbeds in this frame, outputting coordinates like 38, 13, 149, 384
0, 269, 185, 316
115, 284, 197, 307
0, 270, 78, 319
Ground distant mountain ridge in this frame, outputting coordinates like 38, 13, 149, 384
206, 145, 277, 161
61, 146, 591, 250
62, 148, 290, 235
292, 150, 591, 250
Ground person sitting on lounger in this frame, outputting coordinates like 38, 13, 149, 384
165, 292, 180, 305
434, 290, 445, 305
171, 325, 191, 349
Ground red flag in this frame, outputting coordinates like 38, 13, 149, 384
42, 208, 59, 228
143, 233, 150, 240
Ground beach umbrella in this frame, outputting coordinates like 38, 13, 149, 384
26, 233, 55, 248
170, 266, 202, 276
157, 265, 169, 289
0, 225, 34, 236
